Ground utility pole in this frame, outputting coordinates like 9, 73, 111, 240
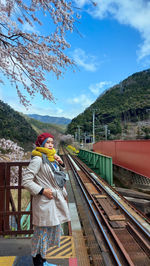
92, 109, 98, 144
84, 132, 87, 144
104, 125, 108, 140
92, 110, 95, 144
74, 131, 77, 142
77, 125, 81, 143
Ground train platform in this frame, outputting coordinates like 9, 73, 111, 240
1, 149, 150, 265
0, 171, 90, 266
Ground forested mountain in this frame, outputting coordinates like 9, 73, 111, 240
1, 68, 150, 149
67, 69, 150, 141
0, 101, 66, 150
27, 114, 71, 125
23, 115, 66, 134
0, 100, 37, 149
23, 115, 66, 146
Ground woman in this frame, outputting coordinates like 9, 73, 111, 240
22, 132, 70, 266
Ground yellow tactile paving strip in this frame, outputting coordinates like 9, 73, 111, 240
72, 230, 90, 266
0, 236, 76, 265
46, 236, 76, 259
0, 256, 15, 266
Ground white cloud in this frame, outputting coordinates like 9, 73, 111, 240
74, 0, 88, 8
24, 106, 64, 117
1, 96, 76, 119
72, 48, 98, 72
22, 22, 39, 34
68, 94, 93, 108
3, 98, 64, 117
75, 0, 150, 60
22, 22, 35, 33
2, 91, 92, 120
89, 81, 111, 96
25, 105, 85, 119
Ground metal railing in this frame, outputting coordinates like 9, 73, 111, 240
78, 149, 113, 186
0, 161, 33, 236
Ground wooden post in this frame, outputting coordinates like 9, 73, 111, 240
5, 163, 10, 231
0, 163, 6, 233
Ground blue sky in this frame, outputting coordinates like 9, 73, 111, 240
1, 0, 150, 119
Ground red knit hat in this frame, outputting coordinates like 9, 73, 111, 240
35, 132, 54, 147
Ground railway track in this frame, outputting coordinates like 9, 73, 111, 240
61, 148, 150, 266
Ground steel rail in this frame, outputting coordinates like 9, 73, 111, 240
73, 154, 150, 238
67, 157, 122, 266
64, 149, 150, 263
63, 149, 150, 264
66, 153, 136, 265
126, 222, 150, 256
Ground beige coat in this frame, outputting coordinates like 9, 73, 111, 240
22, 156, 70, 226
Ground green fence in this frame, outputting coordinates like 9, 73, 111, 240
78, 149, 113, 186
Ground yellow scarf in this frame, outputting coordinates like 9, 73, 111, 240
32, 147, 56, 162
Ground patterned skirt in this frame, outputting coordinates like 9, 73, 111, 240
31, 225, 61, 258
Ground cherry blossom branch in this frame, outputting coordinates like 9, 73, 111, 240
0, 0, 76, 107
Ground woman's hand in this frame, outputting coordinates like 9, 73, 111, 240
54, 154, 63, 164
43, 188, 53, 199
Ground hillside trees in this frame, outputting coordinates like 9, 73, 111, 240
67, 69, 150, 140
0, 100, 37, 148
0, 0, 76, 107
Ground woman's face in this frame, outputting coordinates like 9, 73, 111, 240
44, 137, 54, 149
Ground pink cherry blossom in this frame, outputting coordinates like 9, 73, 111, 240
0, 138, 27, 184
0, 0, 76, 107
